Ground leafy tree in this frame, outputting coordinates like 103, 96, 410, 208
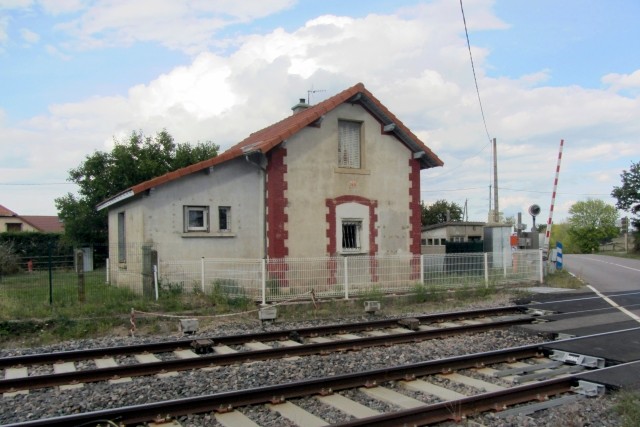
567, 199, 618, 253
612, 161, 640, 250
548, 222, 577, 254
55, 130, 219, 246
421, 200, 463, 226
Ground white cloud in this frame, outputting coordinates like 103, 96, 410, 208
3, 0, 639, 220
38, 0, 84, 15
602, 70, 640, 92
0, 15, 8, 48
45, 43, 70, 59
0, 0, 32, 10
53, 0, 297, 53
19, 27, 38, 43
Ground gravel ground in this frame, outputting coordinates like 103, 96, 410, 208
0, 299, 624, 426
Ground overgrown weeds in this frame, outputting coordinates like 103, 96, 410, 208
615, 391, 640, 427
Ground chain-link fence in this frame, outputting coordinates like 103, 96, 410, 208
1, 244, 542, 320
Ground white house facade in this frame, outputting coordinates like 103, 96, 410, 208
97, 83, 443, 289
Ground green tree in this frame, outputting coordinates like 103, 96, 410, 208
567, 199, 618, 253
611, 161, 640, 250
55, 130, 219, 245
421, 200, 463, 226
549, 222, 577, 254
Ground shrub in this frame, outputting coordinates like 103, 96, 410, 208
0, 241, 20, 275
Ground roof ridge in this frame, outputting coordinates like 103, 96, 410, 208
98, 82, 442, 211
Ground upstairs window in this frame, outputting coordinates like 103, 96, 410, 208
184, 206, 209, 232
338, 120, 361, 169
218, 206, 231, 231
342, 219, 362, 252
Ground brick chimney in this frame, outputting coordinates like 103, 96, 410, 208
291, 98, 309, 114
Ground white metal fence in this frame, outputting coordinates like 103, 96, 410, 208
119, 250, 543, 303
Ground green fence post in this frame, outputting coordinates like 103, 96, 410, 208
48, 240, 53, 305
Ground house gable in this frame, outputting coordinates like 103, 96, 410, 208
97, 82, 443, 212
0, 204, 63, 233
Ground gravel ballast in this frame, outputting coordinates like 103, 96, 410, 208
0, 302, 623, 426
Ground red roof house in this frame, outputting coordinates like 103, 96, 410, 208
98, 83, 443, 268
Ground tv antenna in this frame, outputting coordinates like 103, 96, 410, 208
307, 88, 326, 104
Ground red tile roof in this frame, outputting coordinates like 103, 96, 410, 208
0, 205, 64, 232
0, 204, 18, 217
98, 82, 443, 210
20, 216, 65, 233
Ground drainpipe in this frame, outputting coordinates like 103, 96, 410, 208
245, 151, 268, 259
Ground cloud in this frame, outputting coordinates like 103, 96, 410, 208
19, 27, 38, 43
45, 43, 70, 59
53, 0, 297, 53
0, 0, 32, 10
0, 15, 8, 49
3, 0, 640, 220
38, 0, 84, 15
602, 70, 640, 93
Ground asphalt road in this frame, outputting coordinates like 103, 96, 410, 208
563, 254, 640, 293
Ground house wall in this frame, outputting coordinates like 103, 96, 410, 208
107, 157, 263, 267
0, 218, 38, 232
284, 103, 415, 257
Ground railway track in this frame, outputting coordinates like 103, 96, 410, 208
1, 306, 537, 394
3, 343, 606, 427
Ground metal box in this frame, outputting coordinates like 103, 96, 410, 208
259, 306, 277, 320
364, 301, 381, 313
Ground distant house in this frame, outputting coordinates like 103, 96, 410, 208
421, 222, 485, 254
97, 83, 443, 283
0, 205, 64, 233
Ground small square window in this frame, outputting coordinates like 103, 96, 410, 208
342, 219, 362, 252
6, 223, 22, 232
184, 206, 209, 232
218, 206, 231, 231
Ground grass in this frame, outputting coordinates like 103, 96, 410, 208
0, 266, 537, 345
596, 250, 640, 260
543, 269, 584, 289
0, 270, 259, 345
615, 391, 640, 427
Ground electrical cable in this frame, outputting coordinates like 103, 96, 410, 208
459, 0, 492, 146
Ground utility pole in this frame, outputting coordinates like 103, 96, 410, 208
492, 138, 499, 223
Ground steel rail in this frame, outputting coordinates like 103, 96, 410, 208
3, 344, 548, 427
331, 377, 575, 426
0, 305, 527, 369
0, 316, 535, 393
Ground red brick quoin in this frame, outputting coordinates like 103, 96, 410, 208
409, 158, 422, 279
266, 146, 289, 285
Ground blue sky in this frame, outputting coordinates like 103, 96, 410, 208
1, 0, 639, 226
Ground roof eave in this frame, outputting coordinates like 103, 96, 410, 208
96, 189, 135, 211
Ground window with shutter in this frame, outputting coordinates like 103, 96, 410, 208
338, 120, 361, 169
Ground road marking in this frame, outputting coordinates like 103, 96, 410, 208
582, 257, 640, 273
587, 285, 640, 323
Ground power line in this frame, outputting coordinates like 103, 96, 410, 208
428, 1, 493, 181
0, 182, 74, 186
459, 0, 492, 145
421, 185, 611, 197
